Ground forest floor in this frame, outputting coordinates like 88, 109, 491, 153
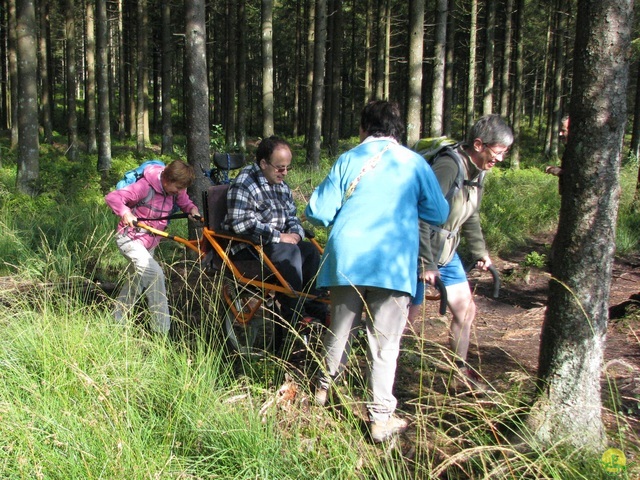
392, 233, 640, 457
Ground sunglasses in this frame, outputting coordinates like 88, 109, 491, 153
266, 162, 292, 173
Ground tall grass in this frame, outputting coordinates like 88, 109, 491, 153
0, 142, 639, 478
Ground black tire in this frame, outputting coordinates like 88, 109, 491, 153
220, 280, 277, 357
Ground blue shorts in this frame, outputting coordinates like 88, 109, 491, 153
412, 253, 467, 305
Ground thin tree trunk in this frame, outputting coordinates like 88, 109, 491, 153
304, 0, 315, 137
465, 0, 477, 133
161, 0, 173, 155
96, 0, 111, 180
38, 0, 52, 144
549, 0, 567, 160
482, 0, 495, 115
237, 0, 247, 150
66, 0, 79, 161
499, 0, 513, 119
364, 0, 372, 103
429, 0, 447, 138
225, 0, 237, 147
509, 0, 524, 170
292, 0, 302, 138
8, 0, 18, 149
529, 0, 632, 452
306, 0, 326, 168
136, 0, 149, 151
15, 0, 39, 195
406, 0, 424, 145
631, 64, 640, 169
443, 0, 455, 136
327, 0, 343, 155
374, 0, 385, 99
85, 0, 97, 154
262, 0, 274, 137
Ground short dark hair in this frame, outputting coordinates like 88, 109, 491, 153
161, 160, 195, 189
360, 100, 405, 142
255, 136, 291, 165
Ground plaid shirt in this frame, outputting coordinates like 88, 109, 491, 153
223, 163, 305, 255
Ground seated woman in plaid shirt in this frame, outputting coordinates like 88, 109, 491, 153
223, 136, 326, 351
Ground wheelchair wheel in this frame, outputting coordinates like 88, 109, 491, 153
221, 280, 276, 356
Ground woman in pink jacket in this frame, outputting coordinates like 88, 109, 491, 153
105, 160, 200, 335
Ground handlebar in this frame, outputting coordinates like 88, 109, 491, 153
434, 276, 448, 315
421, 276, 448, 315
465, 262, 500, 299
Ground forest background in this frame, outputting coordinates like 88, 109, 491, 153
0, 0, 639, 478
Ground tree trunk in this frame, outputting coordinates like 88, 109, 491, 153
184, 0, 210, 230
406, 0, 424, 146
118, 0, 126, 140
65, 0, 79, 161
15, 0, 39, 196
304, 0, 315, 138
261, 0, 274, 137
236, 0, 247, 151
225, 0, 237, 147
443, 0, 455, 136
482, 0, 495, 115
161, 0, 173, 155
96, 0, 111, 179
327, 0, 342, 156
8, 0, 18, 149
306, 0, 326, 168
509, 0, 524, 170
429, 0, 447, 138
85, 1, 97, 154
136, 0, 149, 151
499, 0, 513, 119
364, 0, 372, 103
529, 0, 632, 453
292, 0, 302, 138
549, 0, 567, 160
38, 0, 52, 144
631, 63, 640, 174
464, 0, 477, 133
374, 0, 385, 100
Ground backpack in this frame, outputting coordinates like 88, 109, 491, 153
412, 136, 484, 203
116, 159, 165, 190
115, 159, 177, 220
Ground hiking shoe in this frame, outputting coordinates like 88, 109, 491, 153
370, 415, 408, 443
313, 385, 328, 406
455, 366, 492, 393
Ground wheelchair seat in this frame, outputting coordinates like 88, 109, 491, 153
203, 184, 275, 281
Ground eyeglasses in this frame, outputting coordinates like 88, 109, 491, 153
483, 143, 509, 158
267, 163, 292, 173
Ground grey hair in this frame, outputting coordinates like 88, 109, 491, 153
465, 114, 514, 147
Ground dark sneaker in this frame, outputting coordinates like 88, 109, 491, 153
370, 415, 408, 443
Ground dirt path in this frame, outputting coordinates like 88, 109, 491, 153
398, 252, 640, 449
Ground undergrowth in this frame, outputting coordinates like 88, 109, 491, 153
0, 137, 638, 478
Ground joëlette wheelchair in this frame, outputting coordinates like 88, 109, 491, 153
135, 151, 448, 356
200, 155, 329, 357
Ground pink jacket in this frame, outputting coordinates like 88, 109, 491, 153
105, 164, 197, 249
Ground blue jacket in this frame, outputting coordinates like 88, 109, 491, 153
305, 137, 449, 296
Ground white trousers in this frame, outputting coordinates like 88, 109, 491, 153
318, 285, 409, 423
114, 234, 170, 334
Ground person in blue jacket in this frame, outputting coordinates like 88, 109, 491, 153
304, 100, 449, 443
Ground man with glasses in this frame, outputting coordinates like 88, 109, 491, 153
223, 136, 326, 352
411, 114, 514, 392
